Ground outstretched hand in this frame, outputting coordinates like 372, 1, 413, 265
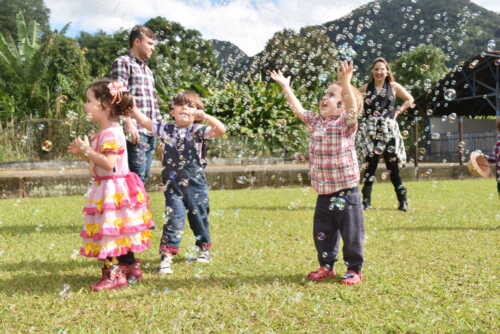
67, 135, 90, 156
270, 70, 291, 88
337, 61, 354, 86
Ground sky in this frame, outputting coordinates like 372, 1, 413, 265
45, 0, 500, 56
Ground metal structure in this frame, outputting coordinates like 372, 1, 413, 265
415, 51, 500, 165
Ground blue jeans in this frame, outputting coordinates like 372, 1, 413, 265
127, 133, 156, 184
160, 177, 211, 255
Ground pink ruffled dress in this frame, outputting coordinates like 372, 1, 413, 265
80, 126, 154, 259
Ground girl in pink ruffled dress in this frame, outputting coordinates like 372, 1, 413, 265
68, 79, 154, 292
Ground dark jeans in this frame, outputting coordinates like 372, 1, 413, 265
313, 187, 364, 273
127, 133, 156, 184
160, 177, 211, 255
362, 139, 403, 195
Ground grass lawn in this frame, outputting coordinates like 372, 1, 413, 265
0, 179, 498, 333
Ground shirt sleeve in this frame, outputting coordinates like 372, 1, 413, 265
343, 112, 358, 136
99, 130, 124, 155
193, 124, 212, 139
302, 110, 317, 126
152, 119, 170, 139
110, 57, 130, 88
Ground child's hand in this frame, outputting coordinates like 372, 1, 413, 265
67, 139, 80, 155
67, 136, 89, 157
191, 109, 206, 122
270, 70, 291, 88
337, 61, 354, 86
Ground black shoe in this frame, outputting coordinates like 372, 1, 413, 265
362, 200, 372, 210
398, 201, 408, 212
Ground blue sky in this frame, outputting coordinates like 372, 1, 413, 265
45, 0, 500, 56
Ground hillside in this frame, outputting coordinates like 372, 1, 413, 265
212, 0, 500, 78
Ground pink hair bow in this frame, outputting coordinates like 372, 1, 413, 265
107, 81, 127, 104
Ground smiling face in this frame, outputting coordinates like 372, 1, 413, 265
371, 61, 389, 83
319, 83, 344, 118
170, 103, 196, 127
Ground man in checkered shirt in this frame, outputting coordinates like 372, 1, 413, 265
271, 61, 365, 286
111, 25, 160, 184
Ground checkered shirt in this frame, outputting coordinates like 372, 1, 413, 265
111, 53, 160, 136
303, 111, 360, 194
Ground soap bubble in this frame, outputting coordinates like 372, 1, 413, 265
41, 140, 53, 152
444, 89, 456, 101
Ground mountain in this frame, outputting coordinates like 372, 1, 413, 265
321, 0, 500, 76
213, 0, 500, 79
211, 39, 249, 70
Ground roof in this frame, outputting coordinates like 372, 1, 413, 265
416, 51, 500, 118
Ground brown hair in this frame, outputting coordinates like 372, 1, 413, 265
88, 79, 134, 119
370, 57, 395, 83
129, 25, 156, 48
169, 91, 204, 112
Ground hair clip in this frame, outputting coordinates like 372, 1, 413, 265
107, 81, 127, 104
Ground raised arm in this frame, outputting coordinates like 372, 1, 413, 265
193, 110, 226, 138
337, 61, 358, 117
392, 81, 414, 118
270, 70, 306, 122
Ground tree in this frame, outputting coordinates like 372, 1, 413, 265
78, 30, 129, 77
391, 44, 449, 99
0, 13, 90, 120
0, 0, 50, 39
143, 16, 221, 102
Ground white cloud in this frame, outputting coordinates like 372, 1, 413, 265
45, 0, 499, 56
472, 0, 500, 13
45, 0, 367, 55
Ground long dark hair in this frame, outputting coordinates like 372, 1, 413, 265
370, 57, 395, 83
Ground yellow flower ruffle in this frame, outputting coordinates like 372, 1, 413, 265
100, 141, 123, 154
82, 230, 152, 257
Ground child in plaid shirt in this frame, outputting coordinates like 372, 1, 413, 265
271, 61, 365, 285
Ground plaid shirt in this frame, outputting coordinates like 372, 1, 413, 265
111, 53, 160, 136
303, 111, 359, 194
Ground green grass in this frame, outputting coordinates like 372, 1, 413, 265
0, 179, 498, 333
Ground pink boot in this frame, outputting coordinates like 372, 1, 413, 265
90, 265, 128, 292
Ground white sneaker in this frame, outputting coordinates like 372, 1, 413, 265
196, 249, 211, 263
158, 255, 173, 274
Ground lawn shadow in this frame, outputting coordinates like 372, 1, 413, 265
382, 225, 500, 232
0, 268, 310, 297
221, 205, 313, 211
0, 259, 95, 273
0, 224, 79, 235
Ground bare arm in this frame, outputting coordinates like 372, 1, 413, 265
194, 110, 226, 138
392, 82, 414, 118
270, 70, 306, 122
129, 105, 153, 132
337, 61, 358, 118
67, 136, 118, 171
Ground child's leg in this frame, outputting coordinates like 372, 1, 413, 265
312, 194, 340, 269
183, 182, 211, 250
159, 190, 187, 256
337, 189, 364, 274
117, 252, 136, 265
